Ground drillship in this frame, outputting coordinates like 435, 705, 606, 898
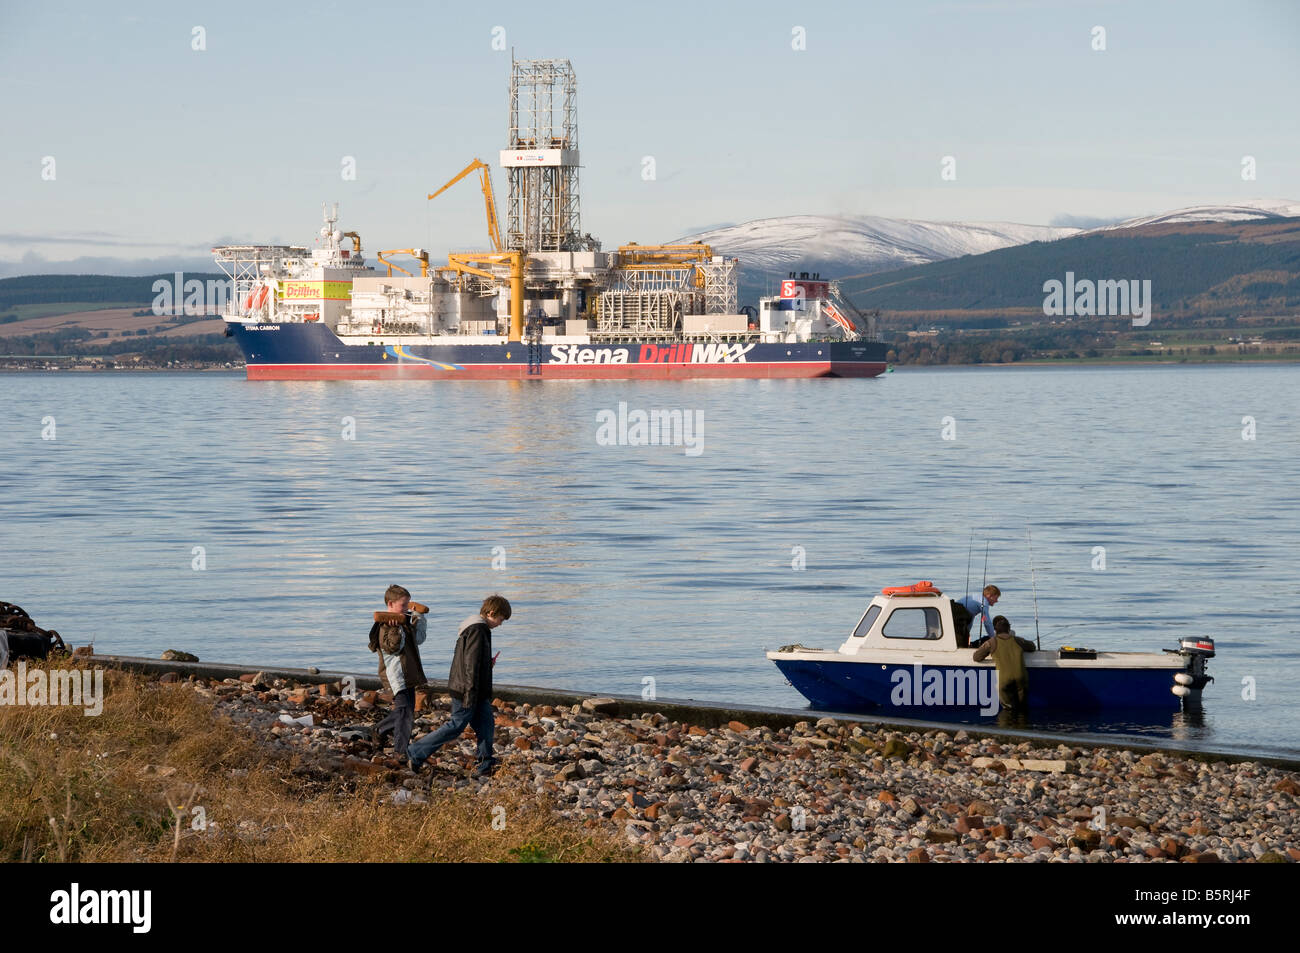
215, 58, 887, 382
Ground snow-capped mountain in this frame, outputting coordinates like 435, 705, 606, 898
673, 200, 1300, 298
673, 215, 1079, 281
1086, 198, 1300, 232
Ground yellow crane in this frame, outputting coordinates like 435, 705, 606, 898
428, 159, 504, 254
616, 243, 714, 288
438, 251, 526, 342
376, 248, 430, 277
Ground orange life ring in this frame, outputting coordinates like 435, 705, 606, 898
881, 581, 941, 596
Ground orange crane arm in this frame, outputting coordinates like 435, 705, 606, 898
376, 248, 429, 277
428, 159, 504, 253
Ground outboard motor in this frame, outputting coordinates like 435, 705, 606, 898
1169, 636, 1215, 700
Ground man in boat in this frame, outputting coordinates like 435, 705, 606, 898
973, 615, 1037, 711
957, 584, 1000, 647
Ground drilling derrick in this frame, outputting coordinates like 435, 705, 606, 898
503, 57, 589, 253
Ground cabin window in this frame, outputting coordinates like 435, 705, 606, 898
851, 605, 882, 639
882, 607, 943, 641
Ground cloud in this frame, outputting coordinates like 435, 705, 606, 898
1047, 213, 1129, 229
0, 251, 224, 279
0, 232, 187, 248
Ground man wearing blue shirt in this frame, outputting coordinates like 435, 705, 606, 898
958, 585, 1001, 645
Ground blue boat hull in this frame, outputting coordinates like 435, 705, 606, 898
772, 658, 1184, 714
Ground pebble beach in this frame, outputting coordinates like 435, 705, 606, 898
178, 670, 1300, 864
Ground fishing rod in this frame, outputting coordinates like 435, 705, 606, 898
964, 529, 975, 601
1026, 524, 1041, 650
981, 539, 989, 640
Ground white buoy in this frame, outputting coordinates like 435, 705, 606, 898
1172, 684, 1190, 698
1174, 673, 1195, 686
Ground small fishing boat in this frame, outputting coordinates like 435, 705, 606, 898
766, 582, 1215, 715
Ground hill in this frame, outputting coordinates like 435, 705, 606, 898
836, 220, 1300, 320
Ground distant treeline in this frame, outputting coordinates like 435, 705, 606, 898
839, 223, 1300, 317
0, 274, 227, 309
1, 328, 240, 363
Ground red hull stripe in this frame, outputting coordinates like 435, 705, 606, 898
246, 362, 886, 381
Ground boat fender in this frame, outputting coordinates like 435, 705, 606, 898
1172, 684, 1191, 698
1174, 672, 1195, 686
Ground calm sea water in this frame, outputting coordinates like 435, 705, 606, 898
3, 366, 1297, 758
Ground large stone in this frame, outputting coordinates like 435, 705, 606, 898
882, 738, 911, 759
581, 697, 619, 715
1069, 827, 1101, 851
161, 650, 198, 662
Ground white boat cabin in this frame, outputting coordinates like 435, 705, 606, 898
838, 591, 963, 655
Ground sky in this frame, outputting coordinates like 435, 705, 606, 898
2, 0, 1298, 276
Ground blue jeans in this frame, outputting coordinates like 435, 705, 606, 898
408, 697, 494, 770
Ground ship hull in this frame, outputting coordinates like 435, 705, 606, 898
228, 322, 887, 380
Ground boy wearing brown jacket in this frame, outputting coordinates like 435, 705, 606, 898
368, 584, 427, 759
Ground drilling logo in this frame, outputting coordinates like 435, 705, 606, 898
549, 342, 755, 365
889, 664, 999, 715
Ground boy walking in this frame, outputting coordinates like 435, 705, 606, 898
368, 584, 427, 759
408, 594, 511, 778
973, 614, 1037, 711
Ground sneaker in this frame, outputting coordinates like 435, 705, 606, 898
473, 758, 498, 778
407, 755, 425, 773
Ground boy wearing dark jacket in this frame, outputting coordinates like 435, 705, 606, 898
368, 584, 428, 759
408, 594, 511, 778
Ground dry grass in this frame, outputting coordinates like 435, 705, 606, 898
0, 661, 639, 863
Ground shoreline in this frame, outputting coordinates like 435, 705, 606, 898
145, 655, 1300, 863
101, 654, 1300, 769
